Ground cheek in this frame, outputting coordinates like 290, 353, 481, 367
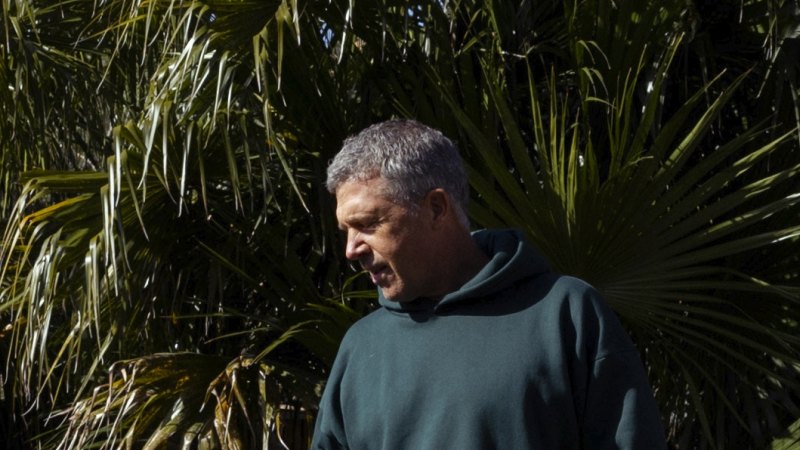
392, 239, 426, 272
380, 221, 428, 270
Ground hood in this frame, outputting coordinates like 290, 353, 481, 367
378, 229, 551, 313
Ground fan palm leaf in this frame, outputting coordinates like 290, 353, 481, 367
431, 33, 800, 448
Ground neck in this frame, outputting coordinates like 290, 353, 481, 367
437, 228, 489, 297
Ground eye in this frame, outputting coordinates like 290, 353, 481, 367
341, 215, 381, 233
358, 218, 381, 232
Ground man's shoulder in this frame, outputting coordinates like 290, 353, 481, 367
510, 270, 599, 303
339, 306, 393, 342
511, 272, 613, 322
550, 274, 600, 297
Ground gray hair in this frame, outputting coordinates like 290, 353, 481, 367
326, 119, 470, 228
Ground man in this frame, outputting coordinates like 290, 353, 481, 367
312, 119, 667, 449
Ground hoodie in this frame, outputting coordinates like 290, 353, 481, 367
311, 229, 666, 449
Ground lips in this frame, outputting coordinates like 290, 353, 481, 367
366, 264, 389, 284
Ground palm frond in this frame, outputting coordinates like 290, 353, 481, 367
441, 32, 800, 448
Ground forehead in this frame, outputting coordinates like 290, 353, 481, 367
335, 179, 394, 220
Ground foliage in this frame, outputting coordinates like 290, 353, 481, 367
771, 417, 800, 450
0, 0, 799, 449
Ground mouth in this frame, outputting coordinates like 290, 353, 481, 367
365, 264, 389, 284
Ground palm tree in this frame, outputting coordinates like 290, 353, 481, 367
1, 0, 351, 447
1, 1, 798, 449
370, 2, 800, 445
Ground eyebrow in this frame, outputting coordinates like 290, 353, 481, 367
338, 212, 373, 227
336, 207, 383, 230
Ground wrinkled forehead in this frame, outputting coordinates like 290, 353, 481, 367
337, 173, 397, 199
334, 178, 401, 225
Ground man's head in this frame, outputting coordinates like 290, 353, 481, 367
326, 119, 469, 228
328, 120, 480, 302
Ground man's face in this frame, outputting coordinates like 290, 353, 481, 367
335, 177, 436, 302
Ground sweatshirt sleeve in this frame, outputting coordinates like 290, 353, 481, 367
311, 344, 350, 449
576, 288, 668, 450
582, 350, 668, 449
311, 403, 348, 450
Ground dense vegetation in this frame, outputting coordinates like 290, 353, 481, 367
1, 1, 799, 449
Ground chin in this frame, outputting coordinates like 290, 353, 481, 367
382, 288, 413, 303
382, 293, 404, 302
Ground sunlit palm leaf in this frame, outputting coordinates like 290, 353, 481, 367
51, 353, 295, 450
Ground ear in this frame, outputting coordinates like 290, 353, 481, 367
423, 188, 450, 228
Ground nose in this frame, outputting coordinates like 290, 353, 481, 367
345, 229, 369, 260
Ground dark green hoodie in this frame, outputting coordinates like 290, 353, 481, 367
312, 229, 666, 449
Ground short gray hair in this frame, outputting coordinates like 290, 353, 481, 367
326, 119, 469, 227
